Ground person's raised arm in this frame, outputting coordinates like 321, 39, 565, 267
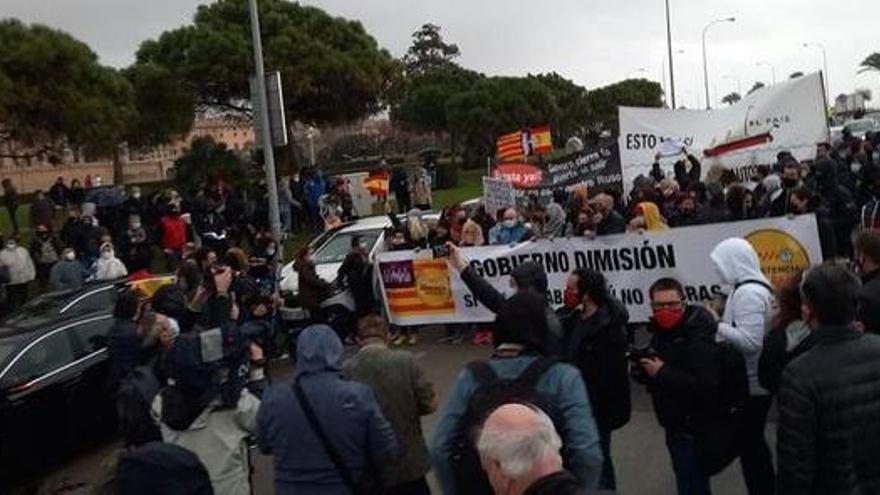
447, 242, 505, 313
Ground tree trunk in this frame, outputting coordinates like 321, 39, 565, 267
112, 145, 124, 186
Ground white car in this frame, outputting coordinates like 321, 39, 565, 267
843, 118, 879, 140
279, 215, 393, 294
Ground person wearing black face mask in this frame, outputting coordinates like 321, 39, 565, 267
770, 161, 803, 217
638, 278, 722, 495
557, 268, 630, 491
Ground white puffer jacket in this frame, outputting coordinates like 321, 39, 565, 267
0, 245, 35, 285
710, 238, 775, 396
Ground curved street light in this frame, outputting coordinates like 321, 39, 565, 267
756, 61, 777, 85
702, 16, 736, 109
803, 42, 830, 104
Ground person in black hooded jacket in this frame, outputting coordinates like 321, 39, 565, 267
446, 242, 563, 357
557, 268, 630, 491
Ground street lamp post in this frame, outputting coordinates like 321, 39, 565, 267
665, 0, 676, 109
662, 49, 685, 108
756, 61, 777, 85
803, 42, 830, 104
702, 16, 736, 109
247, 0, 283, 259
721, 74, 742, 95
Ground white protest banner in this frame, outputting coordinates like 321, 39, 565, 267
482, 176, 516, 214
377, 214, 822, 325
618, 72, 829, 195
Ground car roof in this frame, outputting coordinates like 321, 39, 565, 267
0, 275, 174, 337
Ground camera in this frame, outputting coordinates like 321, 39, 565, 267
627, 345, 658, 363
431, 244, 450, 258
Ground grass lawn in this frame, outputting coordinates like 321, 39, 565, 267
433, 167, 484, 209
0, 204, 32, 239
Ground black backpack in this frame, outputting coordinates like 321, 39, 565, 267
116, 366, 162, 447
452, 358, 559, 495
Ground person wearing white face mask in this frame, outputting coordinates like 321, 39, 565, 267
48, 247, 87, 291
0, 236, 36, 311
92, 242, 128, 281
488, 208, 529, 245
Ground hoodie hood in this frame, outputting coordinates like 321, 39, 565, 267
512, 261, 548, 293
296, 324, 343, 377
709, 238, 769, 286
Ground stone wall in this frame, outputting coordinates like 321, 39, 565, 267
0, 160, 170, 194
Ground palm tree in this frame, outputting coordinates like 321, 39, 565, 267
722, 92, 741, 105
859, 53, 880, 77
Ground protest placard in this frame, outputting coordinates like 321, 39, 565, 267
377, 214, 822, 325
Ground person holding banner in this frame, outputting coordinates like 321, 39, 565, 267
447, 242, 563, 357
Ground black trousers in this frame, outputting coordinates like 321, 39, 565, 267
386, 477, 430, 495
739, 395, 775, 495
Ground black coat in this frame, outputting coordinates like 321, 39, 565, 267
460, 265, 563, 356
757, 321, 818, 394
522, 471, 589, 495
858, 269, 880, 334
777, 326, 880, 495
107, 319, 144, 392
646, 306, 721, 433
560, 299, 631, 431
595, 210, 626, 236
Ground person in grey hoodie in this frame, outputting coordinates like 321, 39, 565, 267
49, 247, 88, 291
541, 190, 567, 238
709, 238, 776, 495
256, 324, 398, 495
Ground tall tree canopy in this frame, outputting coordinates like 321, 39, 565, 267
584, 78, 664, 133
402, 23, 461, 76
135, 0, 398, 126
0, 19, 136, 160
446, 76, 558, 161
391, 25, 478, 134
529, 72, 590, 145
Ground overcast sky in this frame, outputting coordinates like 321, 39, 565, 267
6, 0, 880, 109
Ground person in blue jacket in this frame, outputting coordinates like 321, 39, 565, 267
430, 292, 604, 494
256, 324, 398, 494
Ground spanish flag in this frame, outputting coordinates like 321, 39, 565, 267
495, 126, 553, 160
529, 125, 553, 155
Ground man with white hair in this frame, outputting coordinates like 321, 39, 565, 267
477, 403, 589, 495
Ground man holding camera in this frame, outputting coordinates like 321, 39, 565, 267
636, 278, 722, 495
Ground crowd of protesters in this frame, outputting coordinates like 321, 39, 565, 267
8, 131, 880, 495
0, 165, 364, 316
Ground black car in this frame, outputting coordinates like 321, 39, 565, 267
0, 277, 172, 487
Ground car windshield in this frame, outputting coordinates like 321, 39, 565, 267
847, 120, 875, 133
314, 230, 382, 264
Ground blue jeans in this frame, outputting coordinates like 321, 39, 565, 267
666, 431, 712, 495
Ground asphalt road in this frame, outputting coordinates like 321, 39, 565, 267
30, 326, 775, 495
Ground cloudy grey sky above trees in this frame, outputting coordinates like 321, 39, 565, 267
6, 0, 879, 108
